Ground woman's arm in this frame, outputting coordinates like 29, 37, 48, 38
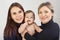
25, 24, 59, 40
34, 23, 43, 33
21, 30, 27, 37
21, 30, 27, 40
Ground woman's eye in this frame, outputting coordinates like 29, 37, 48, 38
13, 12, 16, 15
39, 12, 42, 14
19, 11, 22, 13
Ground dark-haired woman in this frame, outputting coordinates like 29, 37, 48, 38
4, 2, 25, 40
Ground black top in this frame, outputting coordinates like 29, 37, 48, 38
4, 23, 22, 40
25, 19, 59, 40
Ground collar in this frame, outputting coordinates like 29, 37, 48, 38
41, 19, 54, 28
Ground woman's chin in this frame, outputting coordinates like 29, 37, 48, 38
15, 20, 23, 24
41, 20, 49, 24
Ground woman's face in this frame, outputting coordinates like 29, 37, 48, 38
38, 6, 53, 24
11, 6, 24, 23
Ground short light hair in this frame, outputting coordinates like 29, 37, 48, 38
38, 2, 54, 14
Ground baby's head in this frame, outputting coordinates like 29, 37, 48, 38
25, 10, 35, 25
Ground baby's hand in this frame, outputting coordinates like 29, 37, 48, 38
18, 22, 28, 34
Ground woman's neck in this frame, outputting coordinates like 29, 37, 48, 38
41, 19, 54, 27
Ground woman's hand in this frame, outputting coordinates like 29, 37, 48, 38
21, 30, 27, 40
22, 37, 26, 40
18, 22, 28, 34
34, 23, 43, 33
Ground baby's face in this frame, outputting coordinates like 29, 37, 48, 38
25, 13, 34, 24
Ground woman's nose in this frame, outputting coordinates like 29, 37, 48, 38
42, 13, 46, 17
16, 14, 21, 17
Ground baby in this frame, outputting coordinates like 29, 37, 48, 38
18, 10, 43, 40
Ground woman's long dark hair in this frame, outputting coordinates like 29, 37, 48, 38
4, 2, 25, 37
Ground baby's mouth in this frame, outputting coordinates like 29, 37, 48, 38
27, 20, 31, 22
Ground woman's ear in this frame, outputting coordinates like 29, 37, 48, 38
52, 13, 54, 17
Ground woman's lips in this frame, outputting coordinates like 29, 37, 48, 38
41, 17, 47, 20
16, 18, 22, 21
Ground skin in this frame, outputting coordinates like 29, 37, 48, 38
18, 11, 43, 40
25, 12, 34, 24
11, 6, 24, 23
21, 13, 35, 38
38, 6, 53, 24
21, 12, 42, 36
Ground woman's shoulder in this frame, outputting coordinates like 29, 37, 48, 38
51, 22, 59, 31
53, 22, 59, 28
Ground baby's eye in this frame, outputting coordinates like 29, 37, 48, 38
26, 17, 28, 18
30, 17, 33, 19
31, 17, 33, 18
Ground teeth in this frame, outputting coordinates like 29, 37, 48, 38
42, 17, 46, 20
16, 18, 22, 21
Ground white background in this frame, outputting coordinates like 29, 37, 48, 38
0, 0, 60, 40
